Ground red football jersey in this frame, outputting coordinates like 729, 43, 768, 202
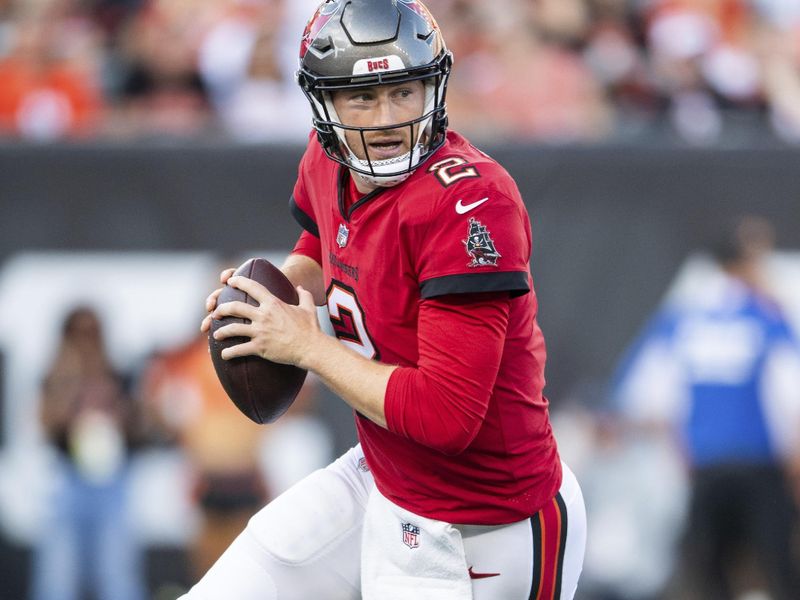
290, 131, 561, 524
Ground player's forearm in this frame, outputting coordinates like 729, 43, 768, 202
281, 254, 325, 306
299, 333, 395, 428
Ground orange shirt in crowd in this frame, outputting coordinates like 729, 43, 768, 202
0, 56, 102, 138
141, 335, 266, 476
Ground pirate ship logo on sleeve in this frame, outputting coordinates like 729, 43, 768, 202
463, 217, 501, 267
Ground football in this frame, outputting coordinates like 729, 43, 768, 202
208, 258, 308, 424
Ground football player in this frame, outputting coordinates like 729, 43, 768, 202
191, 1, 586, 598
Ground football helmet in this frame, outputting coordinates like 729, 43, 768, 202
297, 0, 452, 187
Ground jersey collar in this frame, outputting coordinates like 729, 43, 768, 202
337, 166, 387, 223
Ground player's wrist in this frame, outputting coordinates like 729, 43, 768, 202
293, 328, 331, 372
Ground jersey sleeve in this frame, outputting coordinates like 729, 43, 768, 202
384, 292, 511, 455
413, 186, 531, 299
288, 138, 319, 238
291, 230, 322, 265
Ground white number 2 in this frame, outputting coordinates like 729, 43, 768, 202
327, 283, 377, 359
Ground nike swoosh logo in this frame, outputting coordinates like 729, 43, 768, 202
455, 197, 489, 214
468, 566, 501, 580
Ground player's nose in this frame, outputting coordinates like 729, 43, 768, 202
373, 94, 399, 127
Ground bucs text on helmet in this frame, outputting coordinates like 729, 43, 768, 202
297, 0, 452, 187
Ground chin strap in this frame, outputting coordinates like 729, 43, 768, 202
355, 171, 413, 188
347, 144, 423, 187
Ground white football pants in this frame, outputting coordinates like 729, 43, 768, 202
180, 445, 586, 599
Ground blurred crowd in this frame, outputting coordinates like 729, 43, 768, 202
1, 0, 800, 144
29, 296, 335, 599
17, 218, 800, 600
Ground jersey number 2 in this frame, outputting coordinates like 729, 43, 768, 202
327, 282, 378, 360
428, 157, 480, 188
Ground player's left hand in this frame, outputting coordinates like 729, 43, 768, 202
212, 275, 320, 367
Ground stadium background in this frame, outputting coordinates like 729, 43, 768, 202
1, 0, 799, 598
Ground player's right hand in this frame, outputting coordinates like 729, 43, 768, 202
200, 268, 236, 333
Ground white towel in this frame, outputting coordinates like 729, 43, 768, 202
361, 487, 473, 600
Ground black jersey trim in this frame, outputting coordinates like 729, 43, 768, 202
419, 271, 530, 299
289, 196, 320, 238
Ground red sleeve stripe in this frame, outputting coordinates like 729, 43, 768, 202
528, 492, 569, 600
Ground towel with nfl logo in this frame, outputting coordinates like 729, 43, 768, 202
361, 487, 472, 599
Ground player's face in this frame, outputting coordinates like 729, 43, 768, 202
331, 80, 426, 162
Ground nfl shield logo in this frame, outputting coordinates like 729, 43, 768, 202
401, 522, 420, 549
337, 223, 349, 248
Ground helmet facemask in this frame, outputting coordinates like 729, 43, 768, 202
300, 55, 451, 187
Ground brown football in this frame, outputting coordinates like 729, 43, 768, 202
209, 258, 307, 424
